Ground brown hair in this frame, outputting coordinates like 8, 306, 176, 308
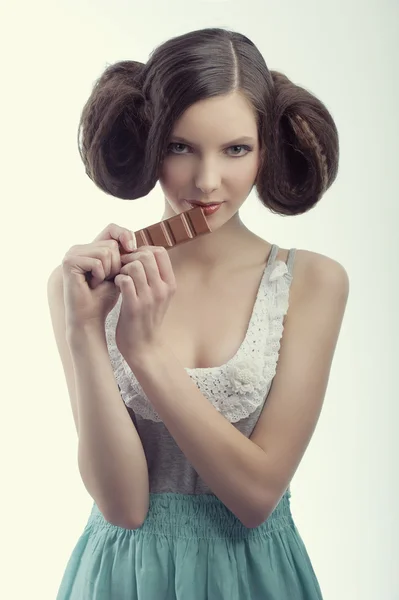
78, 27, 339, 216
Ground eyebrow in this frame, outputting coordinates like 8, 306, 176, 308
170, 135, 256, 147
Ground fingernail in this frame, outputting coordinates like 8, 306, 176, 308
127, 239, 135, 250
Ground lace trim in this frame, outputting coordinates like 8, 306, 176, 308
105, 260, 293, 424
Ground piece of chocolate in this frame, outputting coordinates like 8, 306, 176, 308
133, 206, 212, 250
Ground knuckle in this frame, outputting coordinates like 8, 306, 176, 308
130, 261, 143, 269
98, 246, 111, 258
157, 282, 175, 300
121, 261, 141, 275
153, 288, 167, 301
137, 248, 151, 258
61, 256, 71, 267
108, 239, 119, 250
63, 250, 77, 262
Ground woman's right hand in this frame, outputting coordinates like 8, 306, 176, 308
62, 223, 136, 331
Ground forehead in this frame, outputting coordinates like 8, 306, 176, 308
171, 92, 258, 142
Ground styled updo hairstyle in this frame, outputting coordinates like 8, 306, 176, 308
78, 28, 339, 216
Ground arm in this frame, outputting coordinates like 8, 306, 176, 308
47, 266, 149, 529
126, 254, 349, 529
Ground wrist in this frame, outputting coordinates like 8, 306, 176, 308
125, 342, 171, 373
66, 321, 106, 351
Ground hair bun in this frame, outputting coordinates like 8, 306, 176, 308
257, 70, 339, 216
78, 60, 156, 199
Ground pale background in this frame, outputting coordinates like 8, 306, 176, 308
1, 0, 397, 598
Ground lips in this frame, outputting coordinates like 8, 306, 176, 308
185, 200, 223, 216
185, 200, 223, 207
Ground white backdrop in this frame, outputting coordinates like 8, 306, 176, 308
1, 1, 397, 598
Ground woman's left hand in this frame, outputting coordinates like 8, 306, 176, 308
114, 246, 177, 362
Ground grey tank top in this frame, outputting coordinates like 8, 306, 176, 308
105, 244, 296, 495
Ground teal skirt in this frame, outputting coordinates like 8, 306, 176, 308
56, 489, 323, 599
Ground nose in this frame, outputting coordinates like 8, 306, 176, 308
194, 158, 221, 195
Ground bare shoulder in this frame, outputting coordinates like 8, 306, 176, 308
281, 247, 350, 306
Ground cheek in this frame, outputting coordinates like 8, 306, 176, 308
159, 160, 190, 191
227, 159, 259, 190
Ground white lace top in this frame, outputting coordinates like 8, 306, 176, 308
105, 244, 296, 495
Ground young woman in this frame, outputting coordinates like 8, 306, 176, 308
48, 27, 349, 599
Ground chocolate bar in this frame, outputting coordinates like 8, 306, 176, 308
133, 206, 212, 250
95, 206, 212, 285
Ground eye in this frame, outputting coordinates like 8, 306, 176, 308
226, 145, 252, 157
167, 143, 189, 154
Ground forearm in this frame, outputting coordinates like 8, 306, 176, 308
67, 326, 149, 528
128, 346, 269, 528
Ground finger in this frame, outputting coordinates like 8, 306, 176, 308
62, 255, 105, 289
81, 240, 120, 281
65, 243, 119, 287
121, 261, 150, 297
93, 223, 136, 253
98, 240, 123, 281
121, 250, 161, 288
114, 274, 137, 299
86, 240, 122, 282
151, 247, 176, 287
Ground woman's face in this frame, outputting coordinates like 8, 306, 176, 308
159, 91, 261, 226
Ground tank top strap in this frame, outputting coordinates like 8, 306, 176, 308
267, 244, 297, 276
286, 248, 297, 276
266, 244, 279, 266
